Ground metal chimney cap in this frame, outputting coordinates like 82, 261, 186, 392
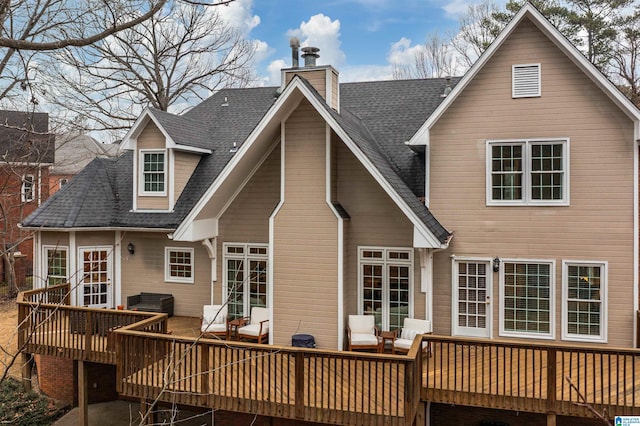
301, 46, 320, 67
289, 37, 300, 48
301, 46, 320, 55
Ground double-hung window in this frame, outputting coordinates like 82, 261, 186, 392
359, 247, 412, 331
44, 246, 68, 286
224, 243, 268, 320
487, 139, 568, 206
165, 247, 194, 283
140, 150, 166, 195
562, 261, 606, 342
22, 174, 34, 202
500, 260, 555, 339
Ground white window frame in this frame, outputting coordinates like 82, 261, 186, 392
512, 63, 541, 98
43, 245, 68, 286
499, 258, 556, 340
486, 138, 569, 206
139, 149, 167, 196
164, 247, 194, 283
357, 246, 414, 331
561, 260, 607, 343
59, 178, 68, 189
223, 242, 269, 319
451, 257, 493, 338
22, 174, 34, 202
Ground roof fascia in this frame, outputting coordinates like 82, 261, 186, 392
120, 108, 211, 154
18, 225, 175, 233
408, 3, 640, 146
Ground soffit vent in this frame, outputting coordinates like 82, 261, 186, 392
512, 64, 541, 98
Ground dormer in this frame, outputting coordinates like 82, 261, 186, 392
280, 40, 340, 112
121, 108, 211, 212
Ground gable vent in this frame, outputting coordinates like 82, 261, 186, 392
512, 64, 541, 98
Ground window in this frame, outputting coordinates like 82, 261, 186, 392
22, 174, 34, 202
59, 178, 68, 189
224, 243, 268, 319
512, 64, 541, 98
487, 139, 568, 205
140, 150, 166, 195
359, 247, 412, 331
44, 246, 68, 286
500, 260, 554, 339
165, 247, 194, 283
562, 261, 607, 342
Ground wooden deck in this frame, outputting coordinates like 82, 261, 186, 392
16, 286, 640, 425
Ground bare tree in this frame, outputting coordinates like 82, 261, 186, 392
613, 9, 640, 106
392, 32, 456, 79
43, 1, 256, 137
449, 0, 502, 68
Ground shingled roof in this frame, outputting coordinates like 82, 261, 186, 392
22, 77, 457, 243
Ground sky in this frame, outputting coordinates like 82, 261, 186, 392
217, 0, 487, 85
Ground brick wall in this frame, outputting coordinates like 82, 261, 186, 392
34, 355, 75, 406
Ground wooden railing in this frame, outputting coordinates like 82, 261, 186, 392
423, 335, 640, 418
17, 285, 166, 364
115, 330, 423, 426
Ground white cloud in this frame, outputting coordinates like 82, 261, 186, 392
264, 59, 286, 86
216, 0, 261, 35
441, 0, 475, 18
387, 37, 425, 67
340, 65, 393, 82
287, 14, 346, 68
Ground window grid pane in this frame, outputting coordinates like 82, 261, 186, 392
388, 265, 410, 330
47, 249, 67, 285
143, 152, 165, 192
169, 250, 192, 279
362, 264, 383, 329
567, 265, 601, 336
249, 260, 267, 309
531, 143, 563, 200
491, 145, 523, 200
227, 259, 244, 319
457, 262, 487, 329
224, 244, 268, 320
504, 262, 551, 334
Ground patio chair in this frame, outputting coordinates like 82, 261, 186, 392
237, 307, 270, 344
347, 315, 380, 352
392, 318, 432, 355
201, 304, 229, 339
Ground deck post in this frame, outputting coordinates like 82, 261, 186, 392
78, 360, 89, 426
546, 347, 557, 415
20, 353, 32, 391
546, 413, 557, 426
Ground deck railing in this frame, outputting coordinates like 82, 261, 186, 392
423, 335, 640, 418
17, 285, 166, 364
115, 329, 423, 426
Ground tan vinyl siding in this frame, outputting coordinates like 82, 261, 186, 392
330, 69, 339, 111
136, 122, 169, 210
430, 19, 635, 346
334, 140, 423, 323
173, 151, 200, 202
216, 146, 281, 303
41, 232, 70, 247
121, 232, 210, 317
285, 68, 327, 99
273, 100, 339, 348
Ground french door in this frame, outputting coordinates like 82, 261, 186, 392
224, 243, 268, 319
78, 247, 113, 308
453, 259, 492, 337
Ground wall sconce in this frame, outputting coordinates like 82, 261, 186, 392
127, 243, 135, 255
493, 257, 500, 272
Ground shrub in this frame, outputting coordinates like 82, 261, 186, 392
0, 378, 63, 425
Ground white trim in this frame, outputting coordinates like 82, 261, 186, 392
129, 209, 174, 213
485, 138, 570, 206
33, 232, 41, 288
69, 232, 77, 306
115, 231, 122, 307
77, 245, 114, 308
168, 149, 175, 209
357, 246, 414, 331
20, 226, 175, 233
164, 247, 195, 284
561, 260, 607, 343
498, 257, 556, 340
512, 63, 541, 98
138, 149, 167, 196
451, 256, 493, 338
635, 139, 639, 348
408, 4, 640, 147
222, 242, 269, 319
21, 173, 34, 203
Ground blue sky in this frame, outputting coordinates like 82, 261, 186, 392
218, 0, 483, 84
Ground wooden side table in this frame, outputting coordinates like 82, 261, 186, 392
380, 330, 396, 353
227, 318, 247, 340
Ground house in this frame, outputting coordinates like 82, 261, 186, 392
19, 4, 640, 425
49, 132, 120, 194
0, 110, 54, 288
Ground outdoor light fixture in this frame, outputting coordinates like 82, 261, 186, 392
127, 243, 135, 255
493, 257, 500, 273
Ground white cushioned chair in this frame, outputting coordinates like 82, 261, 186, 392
237, 307, 270, 344
347, 315, 380, 352
201, 304, 228, 339
393, 318, 431, 355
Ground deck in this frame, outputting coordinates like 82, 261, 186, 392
17, 285, 640, 425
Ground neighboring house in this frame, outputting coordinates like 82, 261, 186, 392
0, 110, 54, 287
49, 133, 120, 194
19, 4, 640, 424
